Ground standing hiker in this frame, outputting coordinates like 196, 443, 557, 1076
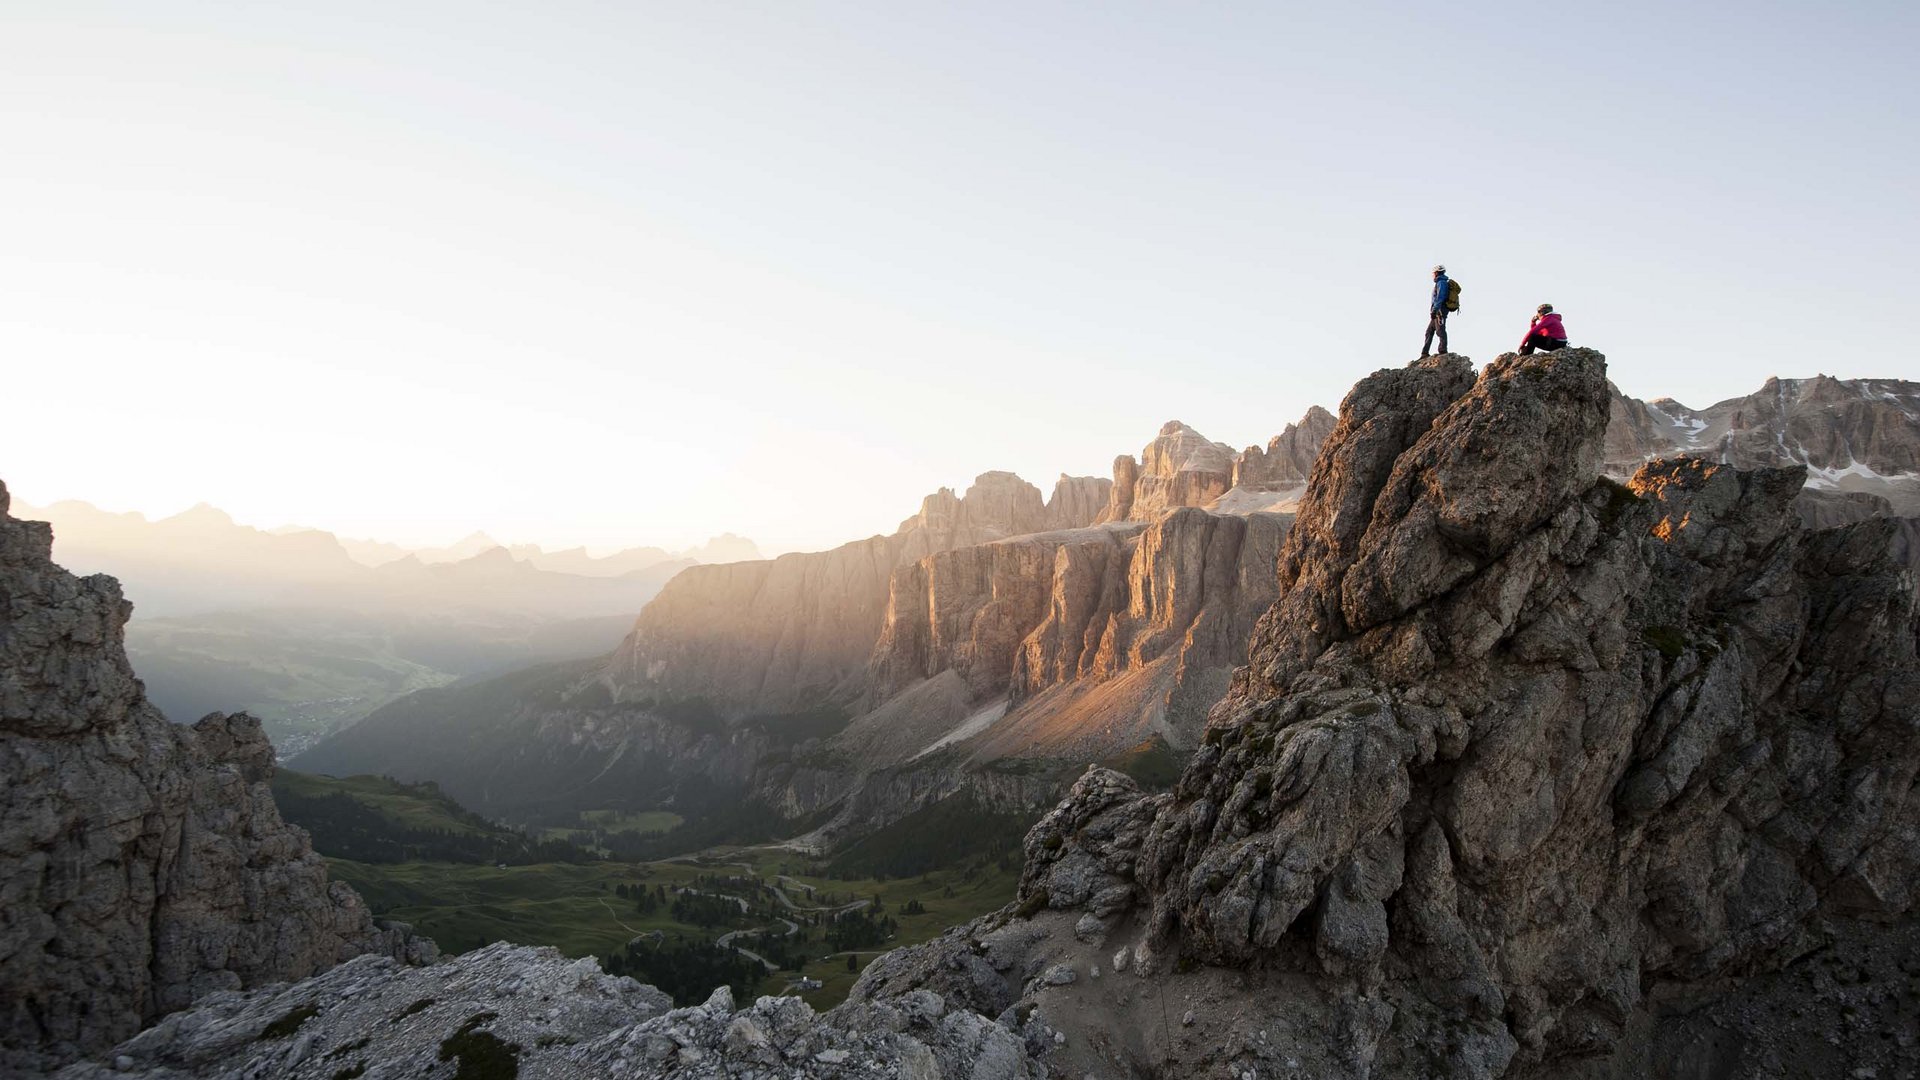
1422, 265, 1457, 357
1518, 303, 1568, 354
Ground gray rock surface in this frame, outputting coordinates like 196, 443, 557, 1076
0, 482, 431, 1074
857, 349, 1920, 1078
57, 944, 1044, 1080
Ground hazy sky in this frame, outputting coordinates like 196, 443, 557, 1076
4, 2, 1914, 554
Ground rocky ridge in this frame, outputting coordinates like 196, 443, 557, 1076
0, 482, 432, 1074
1606, 375, 1920, 513
57, 944, 1043, 1080
852, 349, 1920, 1078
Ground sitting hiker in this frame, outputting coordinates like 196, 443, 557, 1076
1519, 304, 1568, 354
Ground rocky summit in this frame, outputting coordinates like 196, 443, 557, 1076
853, 349, 1920, 1078
0, 481, 433, 1075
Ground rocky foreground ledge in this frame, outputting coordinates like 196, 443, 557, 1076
54, 944, 1039, 1080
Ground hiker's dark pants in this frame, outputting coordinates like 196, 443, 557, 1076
1422, 310, 1448, 355
1519, 332, 1568, 355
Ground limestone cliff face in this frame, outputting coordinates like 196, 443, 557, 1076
868, 529, 1082, 705
603, 471, 1106, 719
864, 350, 1920, 1079
1233, 405, 1338, 489
1097, 421, 1237, 523
745, 509, 1291, 847
1013, 510, 1286, 704
863, 509, 1287, 749
1042, 473, 1112, 531
896, 470, 1048, 545
0, 482, 428, 1074
1098, 412, 1337, 523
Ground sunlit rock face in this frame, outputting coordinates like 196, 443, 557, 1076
602, 469, 1111, 720
0, 482, 430, 1074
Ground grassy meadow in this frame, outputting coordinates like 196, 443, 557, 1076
328, 845, 1020, 1007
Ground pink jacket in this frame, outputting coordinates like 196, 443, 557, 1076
1527, 312, 1566, 340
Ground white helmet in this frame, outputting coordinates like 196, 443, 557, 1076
1432, 264, 1446, 274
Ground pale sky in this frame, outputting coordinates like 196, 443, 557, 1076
4, 2, 1914, 555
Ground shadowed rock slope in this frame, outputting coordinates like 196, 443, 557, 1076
853, 349, 1920, 1079
0, 483, 432, 1074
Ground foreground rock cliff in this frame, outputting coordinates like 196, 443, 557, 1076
855, 349, 1920, 1078
0, 482, 431, 1074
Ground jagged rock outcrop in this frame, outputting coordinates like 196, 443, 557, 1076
0, 482, 430, 1074
1795, 489, 1919, 575
1098, 413, 1339, 523
1099, 454, 1141, 523
1099, 422, 1237, 522
1233, 405, 1338, 489
62, 944, 1044, 1080
860, 349, 1920, 1078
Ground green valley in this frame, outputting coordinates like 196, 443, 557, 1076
276, 769, 1028, 1009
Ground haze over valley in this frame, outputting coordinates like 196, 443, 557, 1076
14, 495, 760, 754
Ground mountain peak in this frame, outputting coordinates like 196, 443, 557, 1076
162, 502, 235, 528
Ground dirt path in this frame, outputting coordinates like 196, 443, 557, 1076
595, 898, 645, 936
